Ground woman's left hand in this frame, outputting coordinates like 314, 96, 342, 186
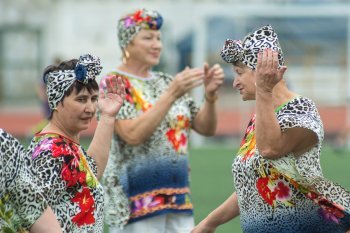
98, 75, 126, 118
203, 63, 224, 98
255, 49, 287, 93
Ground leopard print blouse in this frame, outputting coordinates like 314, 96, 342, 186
233, 96, 350, 233
101, 70, 200, 228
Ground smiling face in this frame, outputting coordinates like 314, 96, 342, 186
232, 63, 256, 101
55, 88, 99, 133
126, 29, 162, 67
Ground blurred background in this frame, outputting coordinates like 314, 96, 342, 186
1, 0, 350, 232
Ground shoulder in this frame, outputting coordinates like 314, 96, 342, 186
282, 96, 319, 115
153, 71, 173, 82
30, 133, 78, 160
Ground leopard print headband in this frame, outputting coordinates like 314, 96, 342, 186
220, 25, 284, 70
117, 8, 163, 49
45, 54, 102, 110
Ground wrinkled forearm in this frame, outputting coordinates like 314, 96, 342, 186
200, 192, 240, 229
116, 90, 177, 145
87, 115, 115, 179
255, 90, 282, 158
192, 100, 217, 136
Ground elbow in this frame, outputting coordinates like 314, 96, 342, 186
122, 136, 145, 146
203, 129, 216, 137
259, 147, 280, 160
194, 123, 217, 137
196, 128, 216, 137
115, 124, 146, 146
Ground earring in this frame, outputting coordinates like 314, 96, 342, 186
125, 50, 130, 59
122, 50, 130, 64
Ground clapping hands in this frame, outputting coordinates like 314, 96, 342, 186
169, 63, 224, 100
203, 63, 224, 98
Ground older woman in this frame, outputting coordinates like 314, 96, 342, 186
102, 8, 224, 233
0, 128, 62, 233
192, 25, 350, 233
26, 54, 125, 232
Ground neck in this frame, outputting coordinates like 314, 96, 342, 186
42, 118, 80, 143
118, 61, 152, 78
271, 81, 297, 109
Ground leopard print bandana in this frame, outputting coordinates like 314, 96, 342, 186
45, 54, 102, 110
220, 25, 284, 70
118, 8, 163, 49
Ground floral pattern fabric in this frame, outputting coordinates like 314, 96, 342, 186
233, 97, 350, 233
27, 133, 104, 233
0, 129, 48, 232
102, 70, 199, 228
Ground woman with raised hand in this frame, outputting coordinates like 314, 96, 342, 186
27, 54, 125, 232
192, 25, 350, 233
101, 8, 224, 233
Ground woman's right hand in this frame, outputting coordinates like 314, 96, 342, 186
168, 67, 204, 99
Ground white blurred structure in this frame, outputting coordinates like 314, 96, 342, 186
1, 0, 350, 145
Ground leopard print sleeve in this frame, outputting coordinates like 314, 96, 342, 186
117, 99, 138, 120
277, 96, 324, 144
0, 129, 48, 231
183, 93, 200, 123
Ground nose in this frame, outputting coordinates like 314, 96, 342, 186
85, 100, 96, 114
233, 76, 239, 89
152, 38, 162, 50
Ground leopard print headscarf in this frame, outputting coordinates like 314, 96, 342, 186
45, 54, 102, 110
220, 25, 284, 70
117, 8, 163, 49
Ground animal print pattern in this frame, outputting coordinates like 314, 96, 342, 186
233, 96, 350, 233
220, 25, 284, 70
45, 54, 102, 110
0, 129, 48, 232
102, 70, 199, 228
27, 133, 104, 233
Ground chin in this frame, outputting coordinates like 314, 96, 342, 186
149, 58, 160, 66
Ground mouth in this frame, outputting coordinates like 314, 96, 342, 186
150, 52, 160, 58
80, 117, 92, 122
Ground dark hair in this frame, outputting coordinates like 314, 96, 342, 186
43, 59, 99, 120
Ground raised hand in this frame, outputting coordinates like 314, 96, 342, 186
255, 49, 287, 93
203, 63, 224, 98
98, 75, 126, 118
168, 67, 204, 99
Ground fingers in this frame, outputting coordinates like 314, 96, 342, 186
256, 50, 263, 70
258, 49, 278, 70
204, 63, 209, 77
116, 76, 126, 99
98, 87, 105, 99
105, 76, 113, 94
102, 75, 126, 102
277, 66, 287, 79
272, 50, 279, 69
